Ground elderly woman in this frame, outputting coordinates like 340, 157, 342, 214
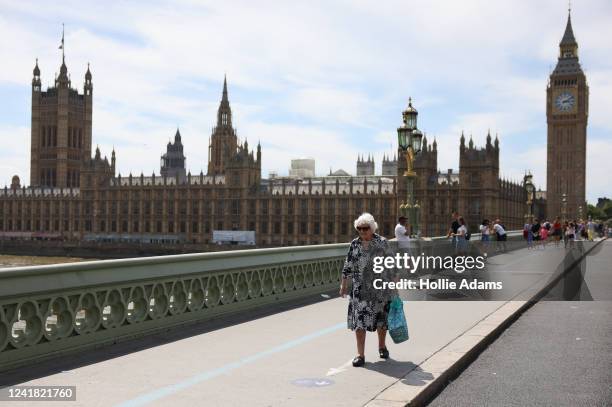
339, 213, 398, 367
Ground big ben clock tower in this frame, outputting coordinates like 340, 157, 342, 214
546, 10, 589, 220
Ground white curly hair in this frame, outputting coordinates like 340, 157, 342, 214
354, 212, 378, 232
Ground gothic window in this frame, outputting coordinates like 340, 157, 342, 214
287, 222, 293, 234
287, 200, 294, 215
341, 222, 348, 235
327, 222, 334, 235
41, 127, 46, 147
368, 199, 377, 213
261, 200, 268, 215
469, 200, 481, 215
192, 201, 199, 216
300, 222, 307, 234
356, 200, 363, 215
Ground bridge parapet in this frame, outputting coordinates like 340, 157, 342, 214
0, 232, 523, 372
0, 244, 348, 372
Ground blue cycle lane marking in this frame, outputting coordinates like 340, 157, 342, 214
115, 321, 346, 407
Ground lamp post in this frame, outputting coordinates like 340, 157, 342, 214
524, 172, 534, 223
397, 98, 423, 237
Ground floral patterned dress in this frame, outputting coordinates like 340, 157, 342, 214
342, 234, 398, 331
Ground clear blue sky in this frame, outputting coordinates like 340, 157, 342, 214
1, 0, 610, 203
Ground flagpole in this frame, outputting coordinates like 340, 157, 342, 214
60, 23, 65, 62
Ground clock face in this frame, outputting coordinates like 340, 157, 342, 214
555, 92, 575, 112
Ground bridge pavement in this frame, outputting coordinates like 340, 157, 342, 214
0, 242, 591, 407
428, 239, 612, 407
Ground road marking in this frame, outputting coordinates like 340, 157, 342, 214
115, 321, 345, 407
326, 358, 354, 376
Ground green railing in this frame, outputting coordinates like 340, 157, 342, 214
0, 244, 348, 372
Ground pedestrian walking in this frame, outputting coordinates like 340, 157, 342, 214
480, 219, 491, 255
454, 217, 469, 255
493, 219, 507, 253
531, 219, 541, 249
540, 223, 549, 249
552, 217, 562, 247
446, 212, 460, 254
339, 213, 398, 367
524, 219, 534, 249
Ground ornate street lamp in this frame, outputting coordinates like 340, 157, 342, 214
397, 97, 423, 236
524, 172, 534, 222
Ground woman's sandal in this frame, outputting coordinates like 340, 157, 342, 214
352, 355, 365, 367
379, 347, 389, 359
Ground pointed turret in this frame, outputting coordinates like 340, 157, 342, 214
432, 137, 437, 152
560, 12, 577, 48
460, 131, 465, 150
33, 58, 40, 77
216, 75, 232, 127
494, 134, 499, 150
32, 58, 41, 90
486, 129, 492, 147
468, 135, 474, 149
111, 148, 116, 173
84, 62, 93, 95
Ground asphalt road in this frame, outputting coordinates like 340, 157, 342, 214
428, 239, 612, 407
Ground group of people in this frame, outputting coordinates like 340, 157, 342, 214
445, 212, 508, 255
338, 211, 606, 369
523, 217, 603, 249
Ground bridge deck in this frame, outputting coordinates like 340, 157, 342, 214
0, 243, 588, 407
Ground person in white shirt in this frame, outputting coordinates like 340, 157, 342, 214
394, 216, 411, 251
480, 219, 491, 255
453, 217, 469, 255
493, 219, 507, 253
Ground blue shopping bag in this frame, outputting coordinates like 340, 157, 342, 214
388, 296, 409, 344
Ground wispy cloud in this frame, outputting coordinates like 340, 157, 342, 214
0, 0, 610, 203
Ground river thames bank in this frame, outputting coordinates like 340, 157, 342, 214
0, 254, 90, 269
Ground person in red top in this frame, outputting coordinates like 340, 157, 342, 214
552, 217, 562, 247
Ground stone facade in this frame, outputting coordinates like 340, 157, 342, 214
1, 52, 530, 247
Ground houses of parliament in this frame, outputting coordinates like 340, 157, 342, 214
1, 14, 587, 249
